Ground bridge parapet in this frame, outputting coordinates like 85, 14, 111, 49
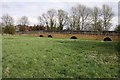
17, 31, 120, 36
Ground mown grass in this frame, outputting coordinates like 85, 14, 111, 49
2, 35, 119, 78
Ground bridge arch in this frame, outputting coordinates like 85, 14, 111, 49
70, 36, 77, 39
103, 37, 112, 41
39, 35, 43, 37
48, 35, 52, 38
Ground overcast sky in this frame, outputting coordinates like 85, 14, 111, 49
0, 0, 119, 30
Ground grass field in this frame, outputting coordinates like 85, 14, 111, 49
2, 35, 119, 78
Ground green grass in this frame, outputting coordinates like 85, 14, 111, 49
2, 35, 119, 78
0, 34, 2, 79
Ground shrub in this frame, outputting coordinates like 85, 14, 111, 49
0, 27, 2, 34
4, 25, 15, 34
114, 25, 120, 32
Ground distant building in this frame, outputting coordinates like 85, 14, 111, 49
15, 25, 31, 31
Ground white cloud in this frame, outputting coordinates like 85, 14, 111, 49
111, 16, 118, 30
0, 0, 119, 3
1, 0, 119, 2
28, 17, 38, 25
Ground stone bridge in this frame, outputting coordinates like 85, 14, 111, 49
17, 31, 120, 41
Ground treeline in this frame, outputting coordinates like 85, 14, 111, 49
0, 3, 118, 34
37, 4, 114, 31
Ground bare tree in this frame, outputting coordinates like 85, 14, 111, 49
42, 13, 49, 30
0, 22, 3, 34
70, 7, 78, 30
1, 14, 14, 27
0, 22, 4, 29
64, 15, 72, 30
18, 16, 29, 26
91, 6, 102, 31
38, 16, 44, 26
57, 9, 68, 30
1, 14, 15, 34
78, 4, 91, 30
37, 16, 46, 30
47, 9, 57, 30
101, 4, 114, 31
75, 5, 82, 30
70, 4, 92, 31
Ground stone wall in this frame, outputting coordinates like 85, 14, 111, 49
17, 31, 120, 41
